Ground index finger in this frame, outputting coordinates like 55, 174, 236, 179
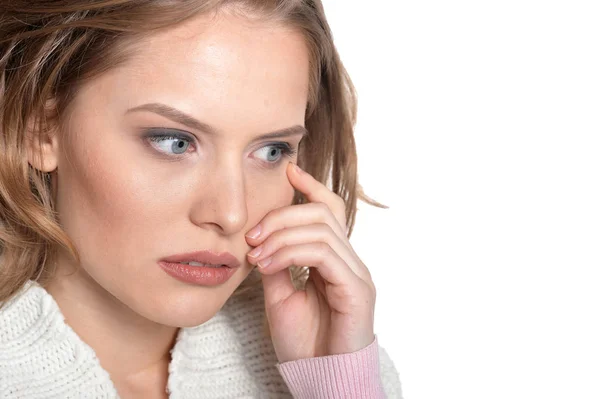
286, 162, 347, 231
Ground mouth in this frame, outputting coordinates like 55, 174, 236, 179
160, 250, 241, 269
177, 261, 227, 268
158, 260, 238, 286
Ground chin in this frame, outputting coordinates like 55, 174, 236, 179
136, 283, 238, 328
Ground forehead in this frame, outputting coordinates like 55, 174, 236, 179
73, 11, 310, 137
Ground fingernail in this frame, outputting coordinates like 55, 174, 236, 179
246, 224, 261, 239
294, 163, 304, 175
257, 257, 272, 269
248, 245, 263, 258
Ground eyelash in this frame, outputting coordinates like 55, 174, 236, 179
255, 142, 298, 166
144, 129, 298, 166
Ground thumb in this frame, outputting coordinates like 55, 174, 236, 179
261, 267, 296, 310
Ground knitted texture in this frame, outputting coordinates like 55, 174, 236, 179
0, 280, 403, 398
0, 281, 117, 398
276, 337, 385, 398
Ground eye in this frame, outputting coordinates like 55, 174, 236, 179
253, 143, 297, 165
145, 130, 195, 156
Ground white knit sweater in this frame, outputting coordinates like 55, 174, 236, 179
0, 279, 402, 398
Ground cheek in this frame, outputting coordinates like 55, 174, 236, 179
63, 147, 137, 218
246, 173, 296, 224
55, 129, 176, 259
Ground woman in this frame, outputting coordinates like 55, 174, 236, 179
0, 1, 403, 397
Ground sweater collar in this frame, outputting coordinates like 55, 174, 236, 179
0, 279, 290, 398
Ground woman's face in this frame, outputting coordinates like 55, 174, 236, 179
50, 12, 309, 327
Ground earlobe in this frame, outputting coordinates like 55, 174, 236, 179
25, 101, 60, 173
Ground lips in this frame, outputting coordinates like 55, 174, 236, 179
160, 250, 241, 268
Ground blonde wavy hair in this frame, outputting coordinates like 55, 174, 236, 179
0, 0, 385, 308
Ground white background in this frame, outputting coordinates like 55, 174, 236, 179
323, 1, 600, 398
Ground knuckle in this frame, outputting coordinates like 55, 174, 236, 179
315, 201, 331, 218
314, 241, 332, 258
370, 281, 377, 300
333, 193, 346, 209
358, 279, 376, 300
328, 284, 349, 304
332, 282, 354, 300
316, 222, 334, 240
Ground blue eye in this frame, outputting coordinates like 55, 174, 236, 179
146, 131, 194, 156
143, 129, 297, 166
254, 143, 297, 165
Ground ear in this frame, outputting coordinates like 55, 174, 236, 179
26, 99, 60, 173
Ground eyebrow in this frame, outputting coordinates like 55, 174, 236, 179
126, 102, 308, 141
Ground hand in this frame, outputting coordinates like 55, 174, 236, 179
245, 162, 376, 363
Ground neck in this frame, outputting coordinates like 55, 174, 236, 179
43, 258, 179, 387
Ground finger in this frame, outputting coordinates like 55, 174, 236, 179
257, 243, 374, 316
255, 242, 360, 289
261, 267, 297, 310
245, 202, 348, 249
308, 269, 328, 299
247, 223, 371, 282
286, 162, 347, 230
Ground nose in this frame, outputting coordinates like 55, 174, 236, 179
189, 159, 248, 236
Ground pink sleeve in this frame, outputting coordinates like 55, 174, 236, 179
275, 336, 385, 399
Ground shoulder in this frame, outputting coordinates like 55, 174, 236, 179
0, 280, 47, 338
0, 280, 118, 398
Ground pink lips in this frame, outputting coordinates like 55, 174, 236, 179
160, 250, 241, 268
158, 250, 241, 286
